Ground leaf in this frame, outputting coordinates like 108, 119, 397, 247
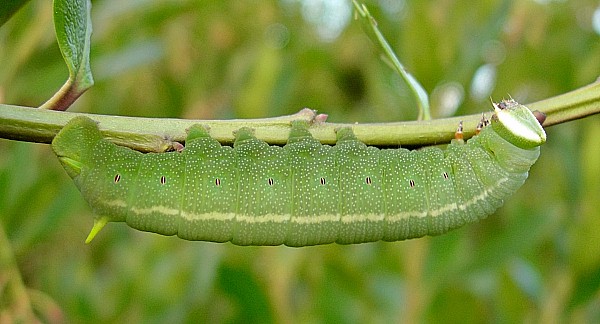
0, 0, 31, 28
352, 1, 431, 121
40, 0, 94, 111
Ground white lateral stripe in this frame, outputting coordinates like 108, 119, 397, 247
181, 211, 235, 221
235, 213, 291, 224
291, 214, 340, 224
131, 205, 180, 216
101, 178, 509, 224
104, 199, 128, 208
341, 214, 385, 223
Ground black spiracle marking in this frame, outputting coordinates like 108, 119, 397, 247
443, 172, 449, 179
409, 179, 415, 188
320, 177, 326, 185
268, 178, 274, 186
160, 176, 166, 185
365, 177, 372, 185
215, 178, 221, 186
114, 174, 121, 183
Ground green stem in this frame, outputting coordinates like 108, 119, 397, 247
352, 0, 431, 121
526, 80, 600, 127
0, 81, 599, 152
38, 77, 84, 111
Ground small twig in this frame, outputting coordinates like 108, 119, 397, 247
0, 81, 599, 152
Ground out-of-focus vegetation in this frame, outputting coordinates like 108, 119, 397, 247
1, 0, 600, 322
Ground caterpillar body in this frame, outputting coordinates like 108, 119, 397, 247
52, 100, 546, 246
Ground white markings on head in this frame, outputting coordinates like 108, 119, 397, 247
494, 101, 546, 144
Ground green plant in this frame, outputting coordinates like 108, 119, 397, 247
1, 0, 599, 322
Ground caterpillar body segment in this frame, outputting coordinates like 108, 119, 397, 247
52, 100, 545, 246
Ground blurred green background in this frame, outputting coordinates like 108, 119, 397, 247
1, 0, 600, 322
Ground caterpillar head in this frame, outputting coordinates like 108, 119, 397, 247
491, 99, 546, 149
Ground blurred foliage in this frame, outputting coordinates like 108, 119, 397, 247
0, 0, 31, 27
1, 0, 600, 322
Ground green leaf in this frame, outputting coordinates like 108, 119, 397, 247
40, 0, 94, 111
352, 1, 431, 120
0, 0, 31, 28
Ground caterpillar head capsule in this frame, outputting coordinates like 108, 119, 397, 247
491, 99, 547, 149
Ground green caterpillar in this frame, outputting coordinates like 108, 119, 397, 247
52, 99, 546, 246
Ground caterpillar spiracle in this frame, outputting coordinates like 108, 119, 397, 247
51, 99, 546, 246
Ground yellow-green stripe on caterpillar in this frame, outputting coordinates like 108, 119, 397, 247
52, 99, 546, 246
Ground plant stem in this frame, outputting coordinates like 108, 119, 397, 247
38, 78, 84, 111
526, 80, 600, 127
0, 81, 599, 152
352, 0, 431, 121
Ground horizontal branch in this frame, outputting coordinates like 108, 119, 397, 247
1, 80, 599, 152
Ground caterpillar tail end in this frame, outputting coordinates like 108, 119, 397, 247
85, 216, 110, 243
